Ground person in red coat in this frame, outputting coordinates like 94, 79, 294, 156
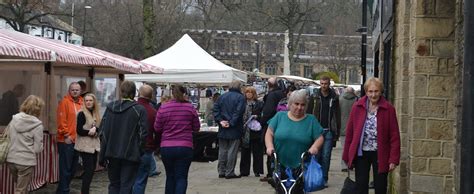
342, 77, 400, 194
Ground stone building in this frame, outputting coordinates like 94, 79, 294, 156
371, 0, 472, 193
185, 29, 373, 84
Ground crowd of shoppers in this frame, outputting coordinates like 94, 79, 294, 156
1, 75, 400, 194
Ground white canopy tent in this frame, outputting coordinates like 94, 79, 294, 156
125, 34, 247, 85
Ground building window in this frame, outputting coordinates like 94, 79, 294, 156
242, 61, 254, 72
298, 43, 305, 54
265, 63, 276, 75
316, 45, 329, 56
214, 39, 225, 52
291, 65, 301, 76
45, 28, 53, 38
303, 66, 313, 78
265, 41, 277, 53
240, 40, 251, 52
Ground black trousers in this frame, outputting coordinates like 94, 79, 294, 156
107, 158, 140, 194
355, 151, 388, 194
80, 151, 97, 194
240, 137, 264, 175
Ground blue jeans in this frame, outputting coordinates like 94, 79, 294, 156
107, 158, 140, 194
56, 143, 79, 194
317, 130, 333, 183
161, 147, 193, 194
133, 151, 153, 194
148, 154, 159, 176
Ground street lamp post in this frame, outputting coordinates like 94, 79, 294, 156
254, 40, 260, 72
358, 0, 368, 97
82, 5, 92, 45
71, 2, 75, 27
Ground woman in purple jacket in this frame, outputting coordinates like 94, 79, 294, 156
154, 85, 200, 194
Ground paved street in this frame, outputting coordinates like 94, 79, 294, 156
32, 145, 359, 194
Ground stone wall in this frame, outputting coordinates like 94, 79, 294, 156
392, 0, 458, 193
391, 0, 412, 192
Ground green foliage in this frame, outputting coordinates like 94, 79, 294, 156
312, 71, 340, 83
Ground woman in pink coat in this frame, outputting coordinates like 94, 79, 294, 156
342, 77, 400, 194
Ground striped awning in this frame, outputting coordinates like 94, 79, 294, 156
83, 47, 163, 74
0, 29, 162, 74
0, 33, 52, 61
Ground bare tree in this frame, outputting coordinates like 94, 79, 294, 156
319, 0, 361, 35
252, 0, 322, 74
0, 0, 66, 32
181, 0, 235, 50
83, 0, 144, 58
325, 37, 359, 83
143, 0, 155, 58
153, 0, 189, 52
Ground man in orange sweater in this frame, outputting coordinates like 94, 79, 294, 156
56, 82, 83, 194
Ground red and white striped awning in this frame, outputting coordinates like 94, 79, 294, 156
83, 46, 163, 74
0, 29, 162, 74
0, 32, 52, 61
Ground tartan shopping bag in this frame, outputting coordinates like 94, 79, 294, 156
0, 125, 11, 164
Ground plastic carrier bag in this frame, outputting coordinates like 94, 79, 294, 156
303, 155, 325, 192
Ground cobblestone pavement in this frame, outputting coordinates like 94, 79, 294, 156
32, 145, 364, 194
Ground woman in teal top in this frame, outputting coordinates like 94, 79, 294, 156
265, 89, 324, 169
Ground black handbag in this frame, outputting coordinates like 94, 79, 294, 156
340, 170, 357, 194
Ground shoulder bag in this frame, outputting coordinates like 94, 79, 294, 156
0, 125, 11, 164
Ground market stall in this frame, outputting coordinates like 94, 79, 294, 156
0, 29, 162, 193
125, 34, 247, 85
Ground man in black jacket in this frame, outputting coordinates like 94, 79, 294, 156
99, 81, 148, 194
260, 77, 285, 182
307, 76, 341, 187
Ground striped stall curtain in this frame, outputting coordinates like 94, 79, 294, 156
47, 134, 59, 183
0, 134, 59, 193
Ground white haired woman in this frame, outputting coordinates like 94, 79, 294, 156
342, 77, 400, 194
265, 89, 324, 192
